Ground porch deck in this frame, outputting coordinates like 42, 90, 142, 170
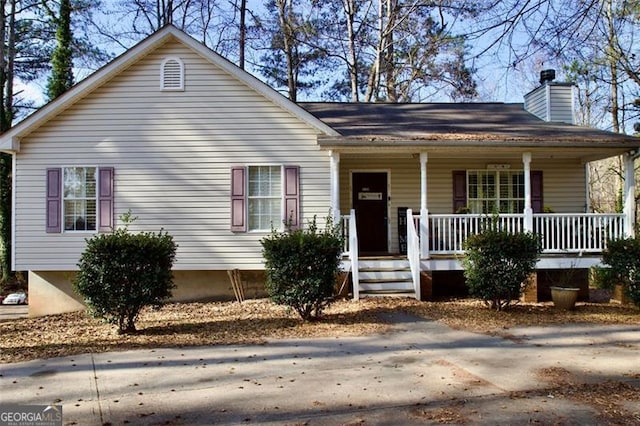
340, 210, 628, 300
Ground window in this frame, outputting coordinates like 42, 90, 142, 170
467, 170, 524, 214
160, 57, 184, 91
230, 165, 299, 233
248, 166, 282, 231
46, 167, 113, 233
63, 167, 97, 231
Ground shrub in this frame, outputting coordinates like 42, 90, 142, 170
601, 237, 640, 308
261, 216, 343, 321
74, 222, 177, 334
462, 230, 541, 311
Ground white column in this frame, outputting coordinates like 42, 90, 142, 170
585, 163, 591, 213
623, 152, 636, 238
330, 151, 340, 220
419, 152, 429, 259
523, 152, 533, 232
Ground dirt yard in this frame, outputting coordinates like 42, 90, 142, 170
1, 295, 638, 364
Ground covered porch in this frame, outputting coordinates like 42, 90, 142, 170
331, 148, 637, 301
299, 101, 640, 301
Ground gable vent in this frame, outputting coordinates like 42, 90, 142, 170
161, 57, 184, 91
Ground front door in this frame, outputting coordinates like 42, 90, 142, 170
352, 172, 388, 253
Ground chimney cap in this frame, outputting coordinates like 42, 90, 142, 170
540, 69, 556, 84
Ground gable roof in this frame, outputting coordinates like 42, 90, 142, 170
0, 25, 339, 152
300, 102, 640, 149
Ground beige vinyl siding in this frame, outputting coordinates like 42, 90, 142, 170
524, 84, 574, 124
549, 85, 574, 124
524, 87, 547, 121
14, 40, 330, 271
339, 156, 586, 253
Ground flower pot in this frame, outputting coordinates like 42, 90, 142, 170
550, 286, 580, 310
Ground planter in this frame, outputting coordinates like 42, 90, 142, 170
550, 286, 580, 310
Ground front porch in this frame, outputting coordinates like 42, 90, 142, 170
331, 151, 637, 301
339, 209, 630, 300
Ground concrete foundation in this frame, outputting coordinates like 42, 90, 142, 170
27, 269, 269, 317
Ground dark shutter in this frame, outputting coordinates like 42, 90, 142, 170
452, 170, 467, 213
98, 167, 114, 232
46, 168, 62, 233
283, 166, 300, 229
230, 166, 246, 232
531, 171, 543, 213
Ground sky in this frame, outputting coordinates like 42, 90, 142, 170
14, 1, 565, 119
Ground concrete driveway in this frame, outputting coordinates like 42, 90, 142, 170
1, 313, 639, 425
0, 304, 28, 321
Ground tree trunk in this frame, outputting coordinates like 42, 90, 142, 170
239, 0, 246, 69
605, 0, 620, 133
277, 0, 297, 101
343, 0, 359, 102
365, 0, 385, 102
384, 0, 397, 102
0, 0, 16, 284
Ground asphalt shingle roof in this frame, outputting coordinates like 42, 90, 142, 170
300, 102, 640, 147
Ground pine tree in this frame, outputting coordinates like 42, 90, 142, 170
46, 0, 74, 100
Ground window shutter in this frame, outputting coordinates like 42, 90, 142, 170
230, 167, 246, 232
452, 170, 467, 212
46, 168, 62, 233
283, 166, 300, 229
531, 171, 543, 213
98, 167, 114, 232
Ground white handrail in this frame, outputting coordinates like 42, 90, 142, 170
428, 214, 524, 253
427, 212, 626, 254
340, 214, 350, 256
349, 210, 359, 300
406, 209, 421, 300
533, 213, 625, 253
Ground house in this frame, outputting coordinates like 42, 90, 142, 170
0, 26, 638, 316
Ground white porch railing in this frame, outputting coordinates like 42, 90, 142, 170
340, 214, 351, 256
424, 213, 625, 254
534, 213, 625, 253
347, 210, 359, 300
406, 209, 421, 300
427, 214, 524, 254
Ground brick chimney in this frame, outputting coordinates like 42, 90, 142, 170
523, 69, 576, 124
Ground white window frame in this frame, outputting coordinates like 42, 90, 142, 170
62, 166, 98, 233
247, 165, 284, 232
467, 169, 525, 214
160, 57, 184, 91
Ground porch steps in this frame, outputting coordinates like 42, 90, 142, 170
357, 258, 415, 298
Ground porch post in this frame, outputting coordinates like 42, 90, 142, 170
623, 152, 636, 238
522, 152, 533, 232
330, 150, 340, 220
420, 152, 430, 259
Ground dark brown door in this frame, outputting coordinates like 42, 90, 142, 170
352, 172, 388, 253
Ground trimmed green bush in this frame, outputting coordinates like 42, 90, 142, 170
261, 217, 343, 321
601, 237, 640, 308
74, 224, 177, 334
462, 230, 541, 311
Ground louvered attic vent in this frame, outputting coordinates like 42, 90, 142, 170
161, 57, 184, 91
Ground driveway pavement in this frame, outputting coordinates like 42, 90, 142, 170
1, 313, 639, 425
0, 304, 28, 321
